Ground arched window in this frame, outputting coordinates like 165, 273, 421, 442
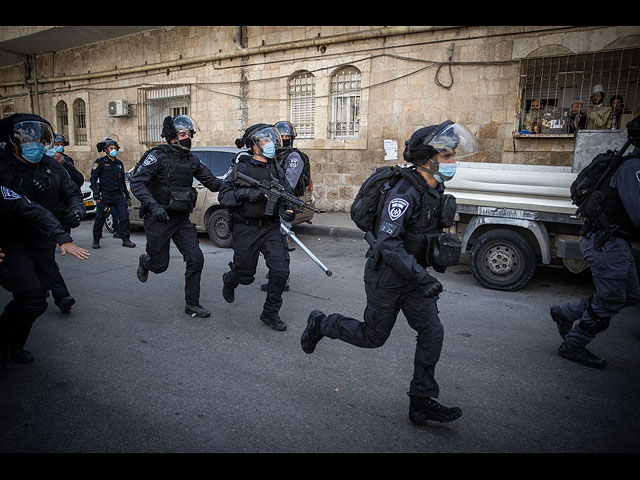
56, 100, 69, 140
330, 66, 360, 138
72, 98, 87, 145
289, 70, 315, 138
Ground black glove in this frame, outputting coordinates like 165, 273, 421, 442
280, 208, 296, 223
21, 176, 51, 196
151, 206, 169, 222
241, 188, 264, 203
416, 270, 443, 298
63, 209, 83, 229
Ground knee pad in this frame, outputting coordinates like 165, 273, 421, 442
228, 261, 254, 285
580, 303, 611, 335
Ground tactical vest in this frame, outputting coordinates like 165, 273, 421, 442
232, 153, 279, 219
598, 182, 638, 240
148, 145, 197, 212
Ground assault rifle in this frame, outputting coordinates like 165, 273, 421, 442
235, 170, 320, 217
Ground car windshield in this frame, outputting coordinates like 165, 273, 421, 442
192, 150, 236, 176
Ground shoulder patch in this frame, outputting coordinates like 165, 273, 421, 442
1, 186, 21, 200
388, 197, 409, 221
143, 154, 157, 166
92, 162, 99, 169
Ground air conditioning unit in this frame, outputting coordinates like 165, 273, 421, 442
107, 100, 129, 117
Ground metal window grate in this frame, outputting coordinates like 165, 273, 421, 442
137, 84, 191, 144
518, 48, 640, 133
330, 66, 361, 138
56, 100, 69, 140
72, 98, 87, 145
289, 71, 315, 138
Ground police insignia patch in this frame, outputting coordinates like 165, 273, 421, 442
1, 186, 21, 200
388, 198, 409, 221
289, 157, 299, 169
143, 155, 157, 166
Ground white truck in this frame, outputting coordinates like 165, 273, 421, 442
446, 130, 638, 291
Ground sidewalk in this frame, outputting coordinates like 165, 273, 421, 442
292, 211, 363, 240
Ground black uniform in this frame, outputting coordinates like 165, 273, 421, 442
90, 154, 132, 245
305, 167, 450, 397
0, 148, 84, 361
130, 143, 222, 311
218, 153, 293, 330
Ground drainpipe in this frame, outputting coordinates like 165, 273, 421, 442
32, 54, 40, 115
1, 26, 459, 88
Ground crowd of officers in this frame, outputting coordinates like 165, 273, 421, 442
1, 111, 638, 428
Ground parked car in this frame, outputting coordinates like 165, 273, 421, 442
81, 181, 96, 215
124, 146, 316, 248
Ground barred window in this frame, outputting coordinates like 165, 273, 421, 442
518, 48, 640, 134
2, 104, 15, 118
289, 71, 315, 138
330, 66, 360, 138
137, 84, 191, 144
56, 100, 69, 140
72, 98, 87, 145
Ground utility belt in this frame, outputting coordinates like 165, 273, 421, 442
232, 216, 278, 228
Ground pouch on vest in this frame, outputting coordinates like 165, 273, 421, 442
439, 194, 457, 228
167, 186, 197, 212
430, 232, 462, 272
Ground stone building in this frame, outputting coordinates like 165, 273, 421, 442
1, 25, 639, 212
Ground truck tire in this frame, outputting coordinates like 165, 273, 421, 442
207, 208, 232, 248
469, 228, 536, 291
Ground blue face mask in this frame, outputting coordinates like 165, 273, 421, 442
21, 142, 45, 163
262, 142, 276, 159
45, 146, 57, 157
109, 149, 118, 158
434, 163, 457, 183
55, 145, 64, 153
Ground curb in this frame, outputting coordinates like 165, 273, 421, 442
292, 223, 364, 240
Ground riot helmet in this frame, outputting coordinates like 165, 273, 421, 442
0, 113, 55, 164
97, 134, 120, 155
274, 121, 296, 148
161, 114, 199, 151
235, 124, 282, 159
54, 133, 69, 146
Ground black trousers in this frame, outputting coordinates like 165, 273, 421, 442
223, 220, 290, 316
93, 191, 131, 242
140, 213, 204, 306
319, 258, 444, 399
0, 239, 57, 349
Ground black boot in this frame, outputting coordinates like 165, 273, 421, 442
409, 396, 462, 424
136, 254, 149, 282
185, 305, 211, 318
301, 310, 326, 354
558, 342, 607, 369
550, 306, 573, 339
55, 296, 75, 313
122, 240, 136, 248
92, 241, 100, 249
222, 284, 235, 303
260, 312, 287, 331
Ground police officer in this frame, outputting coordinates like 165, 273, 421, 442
45, 133, 84, 312
301, 121, 479, 425
550, 116, 640, 368
219, 124, 296, 332
0, 114, 88, 367
130, 115, 222, 318
260, 120, 306, 292
90, 134, 135, 249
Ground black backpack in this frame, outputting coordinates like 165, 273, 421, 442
350, 165, 424, 233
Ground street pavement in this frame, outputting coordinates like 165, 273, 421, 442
1, 213, 639, 455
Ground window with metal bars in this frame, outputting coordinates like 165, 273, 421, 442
56, 100, 69, 141
518, 48, 640, 134
137, 84, 191, 144
330, 66, 360, 138
289, 71, 315, 138
72, 98, 87, 145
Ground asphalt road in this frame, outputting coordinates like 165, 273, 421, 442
1, 219, 639, 453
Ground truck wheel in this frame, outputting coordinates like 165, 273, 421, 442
469, 229, 536, 291
105, 210, 115, 234
207, 209, 232, 248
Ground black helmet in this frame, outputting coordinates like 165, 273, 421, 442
0, 113, 55, 163
96, 134, 120, 153
54, 133, 69, 146
235, 124, 282, 151
274, 121, 296, 148
161, 114, 198, 141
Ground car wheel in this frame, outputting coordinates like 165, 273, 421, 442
469, 229, 536, 291
104, 210, 115, 234
207, 209, 232, 248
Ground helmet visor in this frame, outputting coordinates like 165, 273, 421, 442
275, 121, 296, 137
250, 126, 282, 149
12, 121, 54, 145
426, 123, 479, 159
173, 115, 199, 137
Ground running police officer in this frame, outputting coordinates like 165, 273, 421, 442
219, 124, 296, 332
90, 134, 135, 249
0, 114, 88, 367
130, 115, 222, 318
550, 116, 640, 368
44, 132, 84, 313
301, 121, 479, 425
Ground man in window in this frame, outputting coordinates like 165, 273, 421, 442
569, 98, 587, 134
586, 85, 612, 130
522, 99, 544, 133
